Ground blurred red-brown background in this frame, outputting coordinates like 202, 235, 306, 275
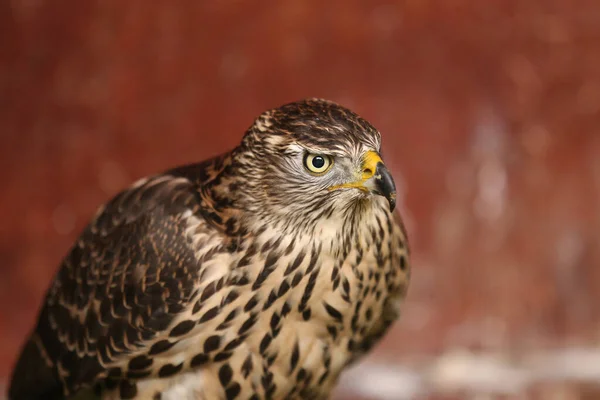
2, 1, 600, 399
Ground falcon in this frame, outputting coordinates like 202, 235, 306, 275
8, 98, 411, 400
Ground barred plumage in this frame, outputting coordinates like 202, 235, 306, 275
8, 98, 411, 400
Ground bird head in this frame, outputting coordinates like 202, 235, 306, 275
232, 98, 397, 231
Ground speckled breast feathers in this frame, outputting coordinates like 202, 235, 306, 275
8, 98, 410, 400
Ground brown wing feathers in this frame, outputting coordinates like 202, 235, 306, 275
9, 171, 208, 399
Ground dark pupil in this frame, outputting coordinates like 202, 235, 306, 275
312, 156, 325, 169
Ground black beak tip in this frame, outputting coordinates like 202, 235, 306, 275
388, 193, 397, 212
374, 162, 397, 212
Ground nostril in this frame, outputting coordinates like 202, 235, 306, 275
362, 167, 374, 179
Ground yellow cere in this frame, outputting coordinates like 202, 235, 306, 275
328, 181, 370, 192
328, 150, 383, 192
361, 150, 383, 180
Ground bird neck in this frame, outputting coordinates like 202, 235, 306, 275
169, 150, 247, 238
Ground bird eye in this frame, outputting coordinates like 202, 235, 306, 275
303, 153, 333, 175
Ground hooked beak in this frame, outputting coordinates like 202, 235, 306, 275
329, 150, 397, 211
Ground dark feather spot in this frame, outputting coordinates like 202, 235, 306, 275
318, 370, 330, 385
128, 355, 153, 370
204, 335, 221, 353
365, 308, 373, 321
332, 276, 340, 290
327, 325, 338, 339
299, 270, 318, 309
277, 281, 290, 297
169, 320, 195, 337
243, 294, 259, 312
354, 300, 363, 313
291, 272, 303, 287
216, 321, 232, 331
222, 290, 239, 306
241, 354, 253, 378
261, 371, 274, 392
351, 314, 359, 331
284, 238, 296, 255
200, 281, 217, 302
199, 306, 219, 323
259, 334, 272, 355
266, 353, 277, 366
347, 339, 356, 352
263, 289, 278, 310
219, 363, 233, 386
224, 307, 239, 322
297, 368, 307, 382
238, 313, 258, 335
252, 253, 279, 290
323, 302, 343, 322
302, 308, 311, 321
149, 339, 176, 355
192, 299, 203, 314
222, 336, 243, 352
158, 362, 183, 378
284, 251, 305, 276
191, 353, 209, 367
290, 341, 300, 372
305, 245, 320, 274
342, 278, 350, 296
225, 382, 241, 400
374, 272, 381, 283
270, 313, 281, 331
214, 351, 233, 362
230, 273, 250, 286
331, 267, 339, 281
